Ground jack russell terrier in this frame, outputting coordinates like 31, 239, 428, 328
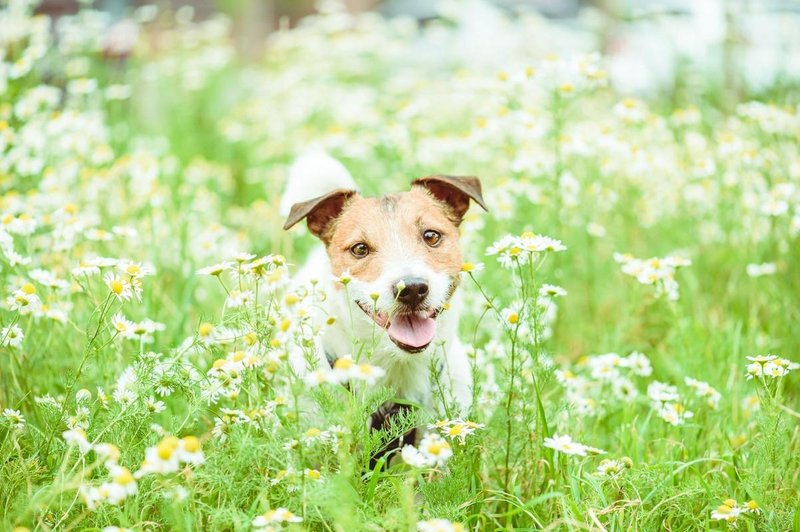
281, 153, 486, 458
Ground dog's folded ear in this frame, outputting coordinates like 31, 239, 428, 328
283, 189, 357, 241
412, 175, 487, 225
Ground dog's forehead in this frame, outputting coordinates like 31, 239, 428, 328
344, 188, 445, 221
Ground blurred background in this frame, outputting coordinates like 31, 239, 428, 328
33, 0, 800, 103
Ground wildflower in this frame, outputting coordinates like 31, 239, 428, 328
500, 305, 521, 326
305, 368, 337, 386
539, 284, 567, 297
103, 272, 132, 302
252, 508, 303, 529
622, 351, 653, 377
94, 443, 121, 466
460, 262, 484, 274
402, 432, 453, 468
543, 434, 588, 456
197, 261, 233, 276
111, 313, 135, 337
197, 322, 219, 345
3, 408, 25, 430
430, 419, 485, 444
304, 468, 322, 481
711, 499, 745, 525
1, 324, 24, 347
647, 381, 680, 403
176, 435, 205, 466
6, 286, 42, 313
658, 403, 694, 426
102, 466, 138, 505
61, 429, 92, 454
595, 459, 626, 479
486, 232, 566, 268
117, 260, 156, 279
311, 355, 386, 386
136, 436, 181, 476
145, 397, 166, 414
684, 377, 722, 409
746, 262, 777, 278
225, 289, 253, 308
417, 519, 465, 532
614, 253, 690, 300
746, 354, 797, 380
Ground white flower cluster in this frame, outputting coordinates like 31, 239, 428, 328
486, 232, 567, 268
305, 355, 386, 387
614, 253, 691, 301
402, 432, 453, 468
555, 351, 652, 417
647, 382, 695, 426
543, 433, 605, 457
711, 498, 761, 526
745, 355, 798, 380
62, 429, 203, 511
428, 419, 485, 444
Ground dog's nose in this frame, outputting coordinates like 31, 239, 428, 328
393, 277, 429, 308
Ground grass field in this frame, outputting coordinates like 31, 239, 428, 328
1, 2, 800, 530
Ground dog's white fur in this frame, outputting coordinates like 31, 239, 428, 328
284, 152, 472, 415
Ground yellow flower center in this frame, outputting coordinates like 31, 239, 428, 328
182, 436, 200, 453
334, 358, 353, 371
114, 468, 135, 485
110, 280, 124, 295
156, 442, 174, 460
427, 442, 446, 455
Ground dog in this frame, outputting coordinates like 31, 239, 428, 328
281, 152, 486, 461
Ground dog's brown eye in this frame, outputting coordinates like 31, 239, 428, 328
350, 243, 370, 257
423, 230, 442, 247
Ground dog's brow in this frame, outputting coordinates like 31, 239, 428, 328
380, 195, 398, 212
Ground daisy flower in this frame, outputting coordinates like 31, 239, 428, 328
417, 519, 466, 532
402, 432, 453, 468
1, 324, 24, 348
543, 434, 588, 456
252, 508, 303, 529
197, 261, 233, 276
103, 272, 133, 302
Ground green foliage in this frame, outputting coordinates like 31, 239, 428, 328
0, 2, 799, 531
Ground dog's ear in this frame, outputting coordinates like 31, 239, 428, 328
412, 175, 487, 225
283, 189, 357, 241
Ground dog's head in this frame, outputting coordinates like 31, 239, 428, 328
284, 176, 486, 353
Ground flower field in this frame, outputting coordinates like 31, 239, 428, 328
1, 1, 799, 530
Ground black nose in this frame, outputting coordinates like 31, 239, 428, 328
393, 277, 429, 308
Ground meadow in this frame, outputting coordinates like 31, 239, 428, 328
1, 1, 799, 530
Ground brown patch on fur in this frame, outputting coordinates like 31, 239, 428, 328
282, 189, 357, 243
412, 175, 486, 225
326, 188, 464, 283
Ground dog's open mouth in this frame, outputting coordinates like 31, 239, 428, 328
356, 301, 441, 353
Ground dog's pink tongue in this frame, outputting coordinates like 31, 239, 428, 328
388, 314, 436, 349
